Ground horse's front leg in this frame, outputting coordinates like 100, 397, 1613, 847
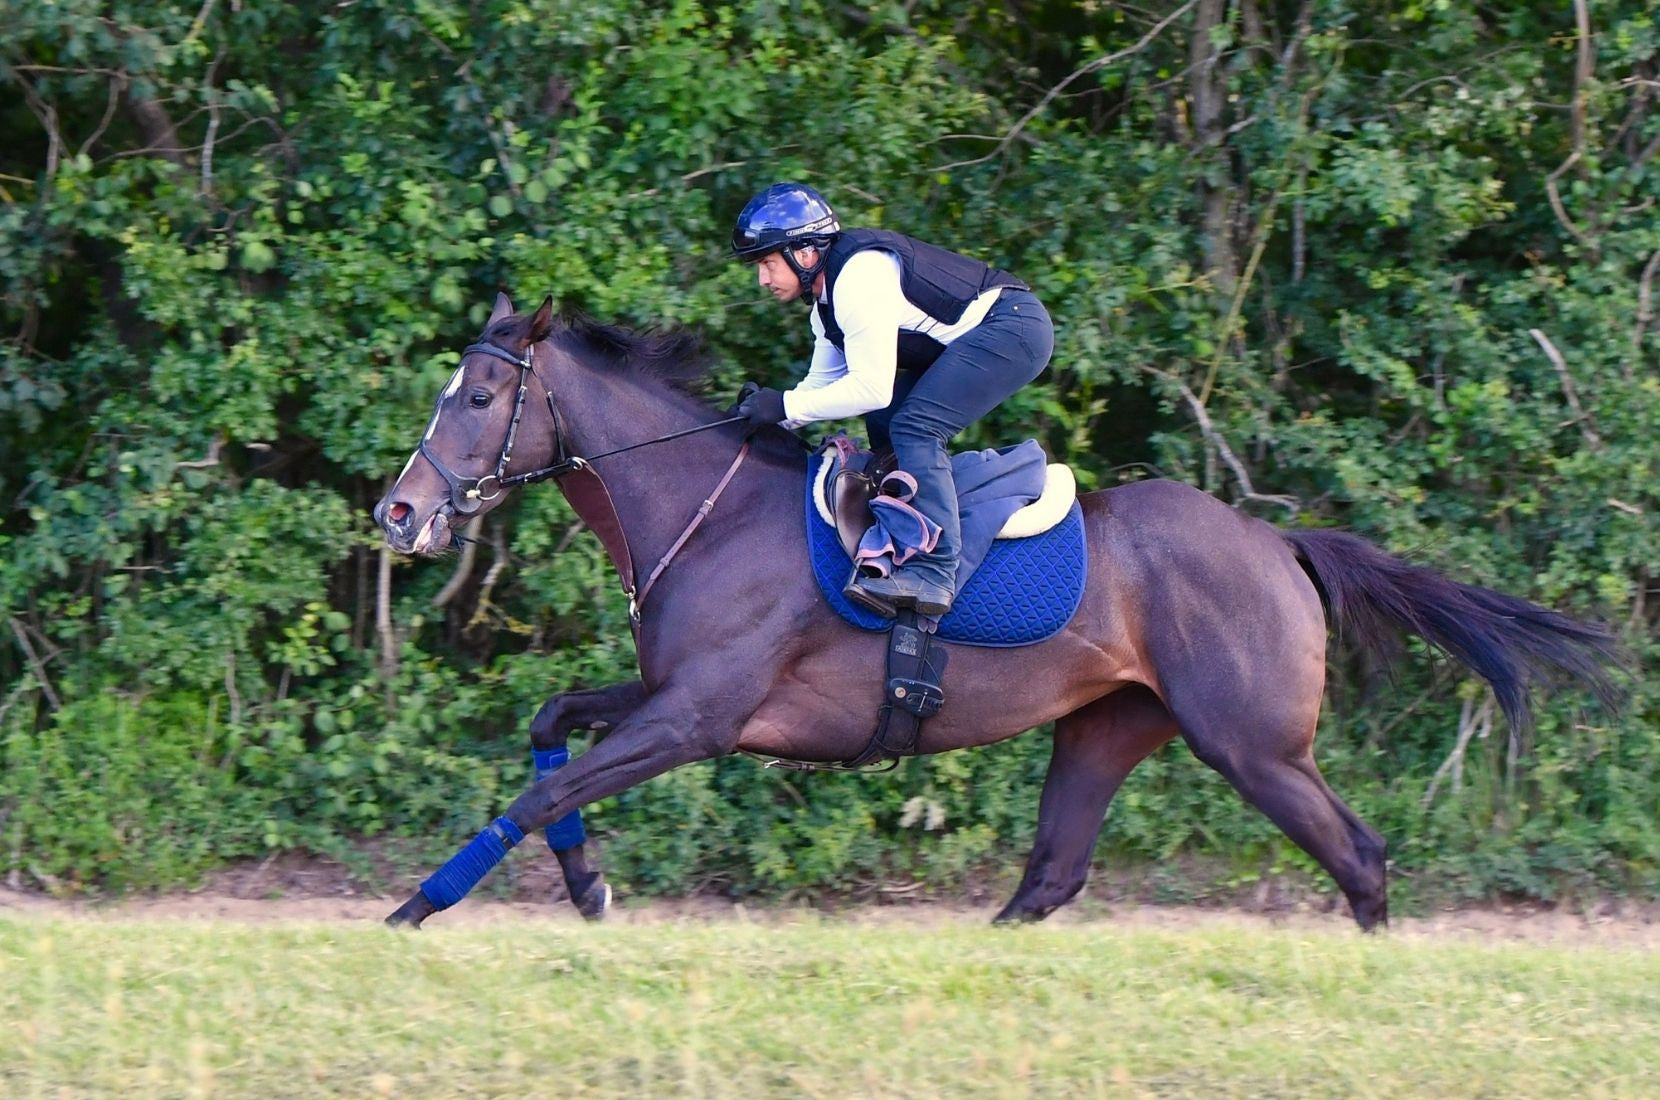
527, 680, 648, 920
385, 677, 744, 928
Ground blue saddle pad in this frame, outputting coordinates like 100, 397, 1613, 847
805, 453, 1087, 647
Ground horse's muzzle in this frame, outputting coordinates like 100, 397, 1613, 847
374, 496, 453, 555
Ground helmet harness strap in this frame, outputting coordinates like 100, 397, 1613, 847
779, 241, 829, 300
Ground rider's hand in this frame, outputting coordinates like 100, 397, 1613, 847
727, 380, 761, 415
737, 385, 787, 427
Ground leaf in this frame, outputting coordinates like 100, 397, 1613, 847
240, 240, 277, 273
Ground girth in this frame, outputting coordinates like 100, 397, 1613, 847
843, 610, 949, 769
757, 609, 950, 773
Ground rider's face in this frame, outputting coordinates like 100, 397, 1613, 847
755, 247, 819, 303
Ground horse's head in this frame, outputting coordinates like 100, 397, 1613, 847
374, 293, 559, 555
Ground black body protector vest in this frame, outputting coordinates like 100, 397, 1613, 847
815, 229, 1027, 374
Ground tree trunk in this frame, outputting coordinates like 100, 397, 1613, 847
1190, 0, 1238, 297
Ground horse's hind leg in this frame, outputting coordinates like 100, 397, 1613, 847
994, 687, 1177, 924
528, 680, 648, 920
1179, 709, 1389, 931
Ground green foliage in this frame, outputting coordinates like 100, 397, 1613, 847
1, 692, 269, 890
1, 0, 1657, 902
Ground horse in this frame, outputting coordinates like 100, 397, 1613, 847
372, 293, 1620, 931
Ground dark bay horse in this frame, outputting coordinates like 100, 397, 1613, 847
372, 294, 1619, 930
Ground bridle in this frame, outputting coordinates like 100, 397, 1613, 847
414, 337, 752, 626
417, 339, 577, 515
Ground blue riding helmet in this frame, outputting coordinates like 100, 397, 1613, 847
731, 182, 840, 292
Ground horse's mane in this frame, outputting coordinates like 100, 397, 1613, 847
481, 308, 805, 463
480, 311, 709, 392
562, 317, 708, 391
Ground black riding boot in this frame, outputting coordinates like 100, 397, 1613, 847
852, 568, 954, 617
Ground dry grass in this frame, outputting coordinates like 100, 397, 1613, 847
3, 902, 1659, 1098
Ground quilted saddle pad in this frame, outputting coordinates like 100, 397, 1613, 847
805, 451, 1087, 647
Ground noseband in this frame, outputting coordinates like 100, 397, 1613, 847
415, 336, 753, 626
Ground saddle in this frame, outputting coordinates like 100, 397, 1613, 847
806, 436, 1083, 770
814, 434, 1078, 564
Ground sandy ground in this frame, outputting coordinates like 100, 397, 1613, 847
5, 890, 1660, 948
3, 854, 1658, 946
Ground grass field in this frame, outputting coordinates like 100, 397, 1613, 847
3, 905, 1658, 1098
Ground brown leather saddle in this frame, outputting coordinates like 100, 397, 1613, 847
821, 435, 900, 560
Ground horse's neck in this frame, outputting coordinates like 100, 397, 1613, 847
553, 370, 773, 564
563, 373, 717, 471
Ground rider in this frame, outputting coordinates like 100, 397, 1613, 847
730, 182, 1054, 617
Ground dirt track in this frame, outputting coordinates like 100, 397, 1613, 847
5, 876, 1658, 947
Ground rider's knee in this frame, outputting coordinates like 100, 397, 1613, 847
887, 410, 949, 446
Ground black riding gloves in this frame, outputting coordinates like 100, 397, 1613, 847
737, 385, 787, 427
727, 380, 760, 414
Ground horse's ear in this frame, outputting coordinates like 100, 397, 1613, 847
528, 295, 556, 342
488, 292, 515, 326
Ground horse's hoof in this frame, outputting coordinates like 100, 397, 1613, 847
577, 882, 617, 922
384, 892, 435, 929
564, 869, 611, 921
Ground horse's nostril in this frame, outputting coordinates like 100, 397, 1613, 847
387, 501, 412, 526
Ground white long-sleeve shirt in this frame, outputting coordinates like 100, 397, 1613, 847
781, 250, 1003, 425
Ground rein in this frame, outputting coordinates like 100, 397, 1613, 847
423, 338, 753, 627
503, 415, 750, 488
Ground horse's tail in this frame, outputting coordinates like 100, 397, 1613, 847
1283, 528, 1624, 731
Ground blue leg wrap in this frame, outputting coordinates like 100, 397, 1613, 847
419, 817, 524, 911
532, 748, 588, 851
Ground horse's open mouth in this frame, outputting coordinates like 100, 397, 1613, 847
410, 509, 451, 555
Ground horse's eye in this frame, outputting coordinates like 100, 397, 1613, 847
468, 391, 492, 409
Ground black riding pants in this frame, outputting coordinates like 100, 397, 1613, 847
862, 288, 1053, 591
